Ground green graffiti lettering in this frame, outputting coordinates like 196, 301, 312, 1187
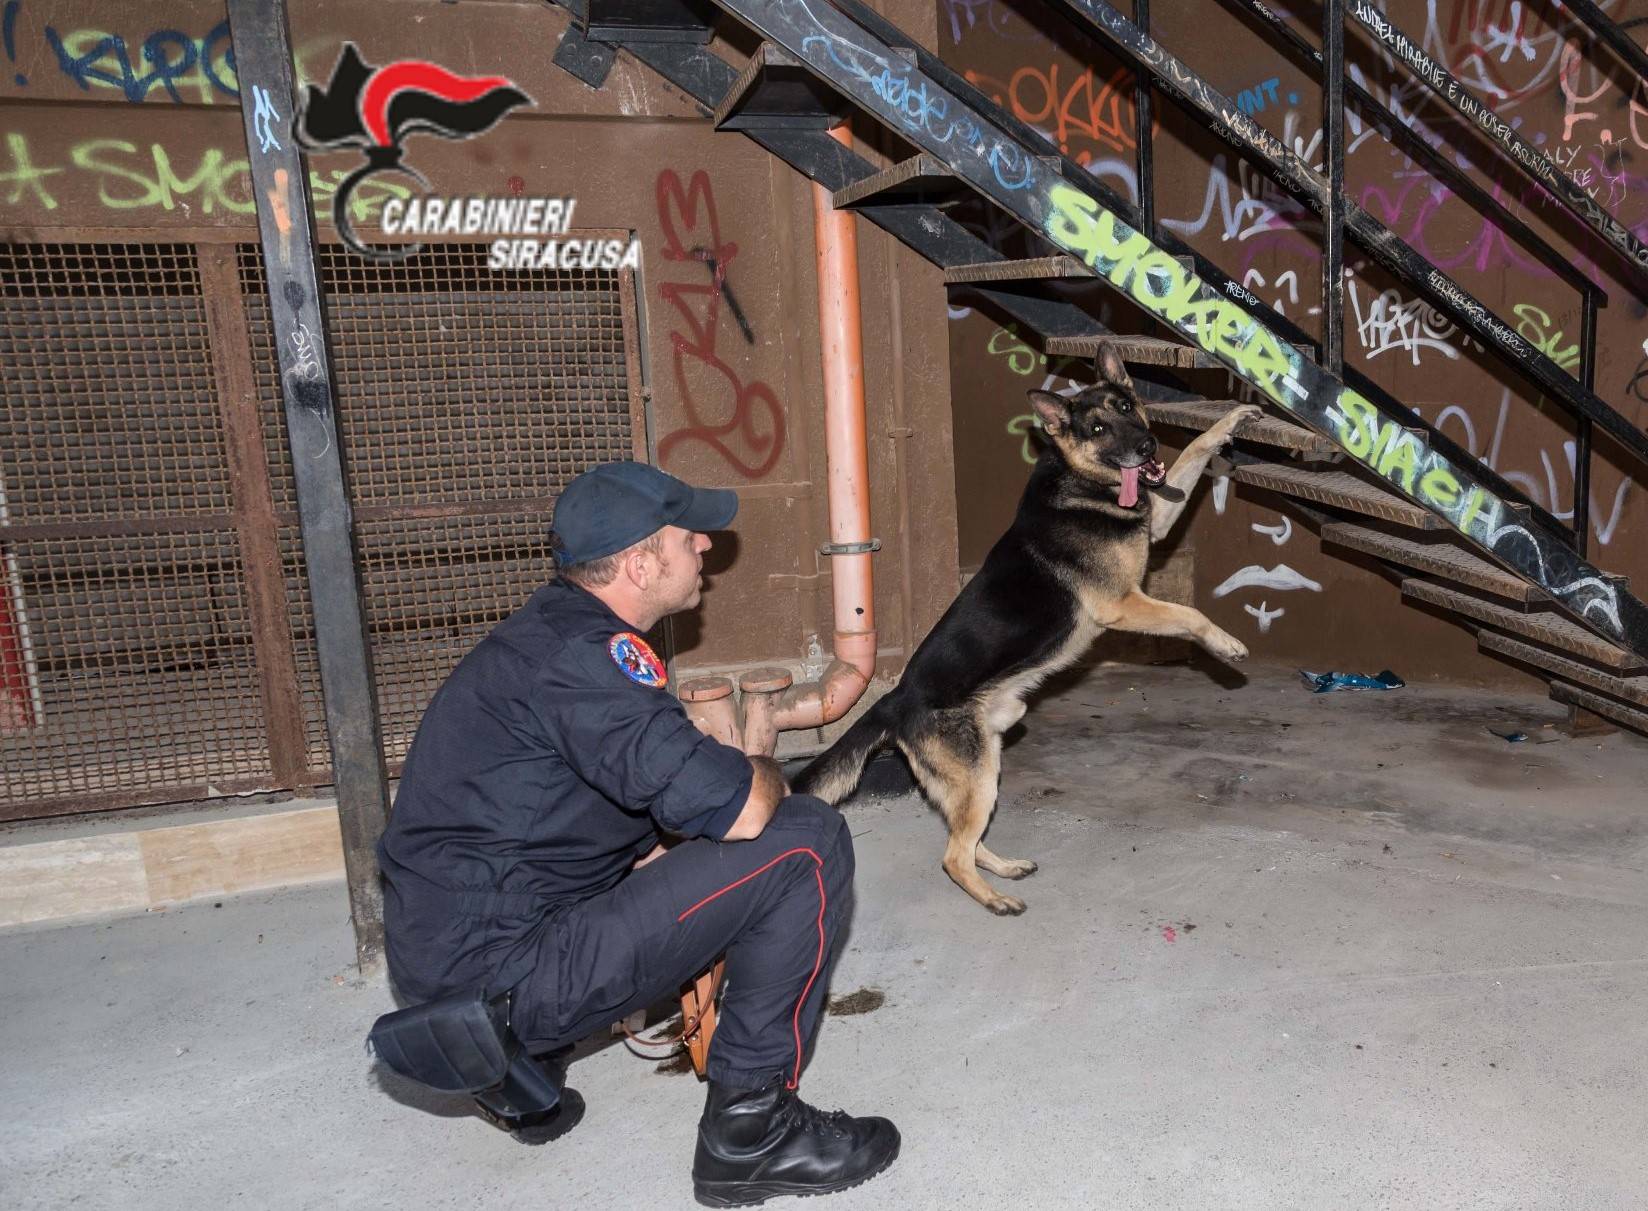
1376, 429, 1419, 493
1333, 390, 1380, 458
0, 133, 64, 210
987, 325, 1039, 375
1419, 464, 1461, 511
70, 138, 163, 208
152, 144, 253, 214
1512, 302, 1580, 372
1006, 414, 1038, 464
307, 169, 412, 225
1049, 186, 1151, 280
1047, 185, 1105, 264
1457, 485, 1493, 537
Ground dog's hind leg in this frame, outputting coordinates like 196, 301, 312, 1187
975, 841, 1037, 880
972, 696, 1038, 880
900, 716, 1025, 916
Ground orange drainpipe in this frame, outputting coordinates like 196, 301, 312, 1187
705, 125, 876, 756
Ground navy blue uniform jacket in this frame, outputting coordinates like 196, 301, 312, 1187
377, 578, 754, 1003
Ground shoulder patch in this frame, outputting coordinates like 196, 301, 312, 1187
608, 632, 667, 688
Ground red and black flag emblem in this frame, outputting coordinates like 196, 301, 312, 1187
297, 44, 531, 260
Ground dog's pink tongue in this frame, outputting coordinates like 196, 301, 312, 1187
1118, 466, 1140, 507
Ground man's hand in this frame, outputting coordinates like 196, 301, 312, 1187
721, 755, 788, 841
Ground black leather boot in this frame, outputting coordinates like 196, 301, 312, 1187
474, 1046, 583, 1145
474, 1086, 584, 1145
691, 1081, 900, 1207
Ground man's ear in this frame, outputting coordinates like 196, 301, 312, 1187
622, 545, 653, 591
1095, 344, 1134, 392
1028, 389, 1072, 435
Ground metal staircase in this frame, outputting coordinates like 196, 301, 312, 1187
552, 0, 1648, 736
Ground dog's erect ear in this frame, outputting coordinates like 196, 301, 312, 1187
1095, 344, 1134, 393
1027, 390, 1072, 435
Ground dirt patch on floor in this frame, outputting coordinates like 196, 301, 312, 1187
827, 988, 885, 1016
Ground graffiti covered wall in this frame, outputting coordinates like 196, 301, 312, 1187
941, 0, 1647, 686
0, 0, 959, 709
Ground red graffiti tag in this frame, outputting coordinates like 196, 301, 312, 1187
654, 169, 785, 479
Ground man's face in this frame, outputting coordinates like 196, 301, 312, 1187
647, 525, 712, 615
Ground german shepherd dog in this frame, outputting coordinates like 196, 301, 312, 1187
795, 348, 1261, 915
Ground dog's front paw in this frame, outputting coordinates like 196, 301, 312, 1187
1215, 404, 1265, 442
986, 894, 1027, 916
1206, 629, 1249, 663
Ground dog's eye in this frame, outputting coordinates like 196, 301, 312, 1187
1115, 400, 1132, 413
1090, 421, 1108, 437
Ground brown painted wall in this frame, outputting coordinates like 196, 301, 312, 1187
0, 0, 959, 707
938, 0, 1648, 690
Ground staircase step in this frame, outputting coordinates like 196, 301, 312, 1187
1043, 333, 1220, 368
832, 153, 970, 209
1322, 523, 1544, 603
714, 43, 849, 130
584, 0, 714, 43
1549, 682, 1648, 736
1233, 464, 1444, 529
1478, 631, 1648, 709
1149, 399, 1338, 454
944, 256, 1091, 285
1401, 579, 1646, 672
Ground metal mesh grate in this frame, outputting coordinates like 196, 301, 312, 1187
242, 242, 641, 769
1, 243, 266, 811
0, 244, 232, 525
0, 237, 640, 818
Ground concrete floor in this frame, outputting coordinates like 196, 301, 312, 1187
3, 663, 1646, 1210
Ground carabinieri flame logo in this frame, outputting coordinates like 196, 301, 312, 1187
297, 44, 532, 261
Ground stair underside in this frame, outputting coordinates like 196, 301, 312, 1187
1402, 579, 1645, 672
1150, 399, 1337, 454
1322, 522, 1544, 603
1478, 631, 1648, 709
1043, 334, 1219, 367
1549, 681, 1648, 733
1233, 464, 1444, 529
944, 255, 1091, 284
830, 153, 964, 208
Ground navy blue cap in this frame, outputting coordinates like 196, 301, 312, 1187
551, 461, 738, 566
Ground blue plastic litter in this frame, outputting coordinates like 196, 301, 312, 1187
1487, 727, 1528, 743
1298, 669, 1406, 694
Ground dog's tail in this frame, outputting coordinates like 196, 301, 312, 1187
792, 692, 898, 805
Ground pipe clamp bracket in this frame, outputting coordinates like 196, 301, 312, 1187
819, 539, 881, 556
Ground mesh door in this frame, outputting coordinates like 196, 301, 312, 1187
241, 241, 643, 769
0, 244, 271, 813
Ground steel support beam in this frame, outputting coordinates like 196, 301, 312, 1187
1321, 0, 1345, 376
225, 0, 390, 971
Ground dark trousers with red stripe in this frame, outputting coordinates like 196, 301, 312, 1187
513, 795, 854, 1090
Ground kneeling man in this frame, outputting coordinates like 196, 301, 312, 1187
376, 461, 898, 1206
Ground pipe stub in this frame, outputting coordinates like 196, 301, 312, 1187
679, 676, 735, 702
739, 667, 794, 694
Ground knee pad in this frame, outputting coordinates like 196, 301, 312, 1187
368, 987, 562, 1118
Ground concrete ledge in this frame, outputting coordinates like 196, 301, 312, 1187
0, 805, 344, 929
